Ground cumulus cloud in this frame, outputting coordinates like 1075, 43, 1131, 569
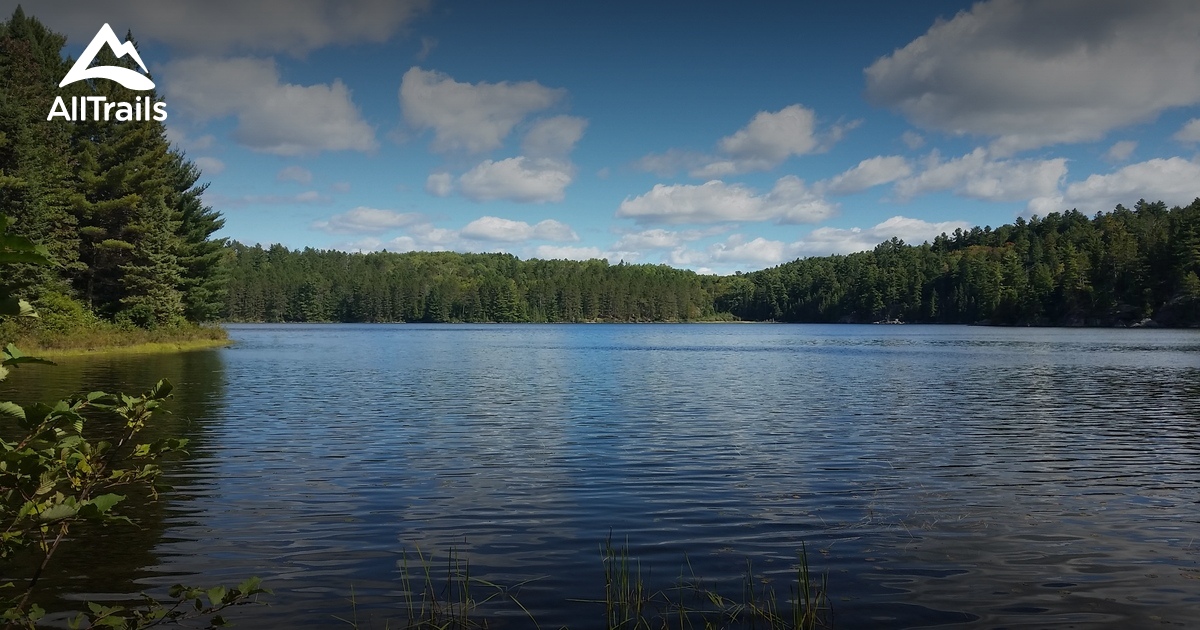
1173, 118, 1200, 143
865, 0, 1200, 153
460, 216, 578, 242
522, 116, 588, 158
894, 148, 1067, 202
312, 207, 424, 234
425, 172, 453, 197
458, 157, 575, 203
35, 0, 430, 55
798, 216, 973, 255
636, 105, 853, 178
164, 57, 377, 155
823, 156, 912, 195
666, 216, 972, 270
1104, 141, 1137, 163
192, 156, 225, 176
612, 227, 730, 251
668, 235, 799, 268
400, 67, 565, 154
532, 245, 609, 261
1029, 157, 1200, 215
617, 176, 837, 225
277, 165, 313, 184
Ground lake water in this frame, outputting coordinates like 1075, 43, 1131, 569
7, 324, 1200, 628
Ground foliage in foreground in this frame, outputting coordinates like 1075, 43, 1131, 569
340, 540, 830, 630
1, 219, 265, 628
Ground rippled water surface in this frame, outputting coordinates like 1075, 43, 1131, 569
9, 324, 1200, 628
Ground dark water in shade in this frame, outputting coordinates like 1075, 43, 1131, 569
5, 323, 1200, 628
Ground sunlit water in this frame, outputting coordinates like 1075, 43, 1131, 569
7, 324, 1200, 628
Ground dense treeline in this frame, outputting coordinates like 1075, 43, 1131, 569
0, 9, 225, 334
724, 199, 1200, 327
224, 200, 1199, 327
224, 244, 725, 322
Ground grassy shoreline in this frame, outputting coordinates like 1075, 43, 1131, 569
11, 325, 232, 357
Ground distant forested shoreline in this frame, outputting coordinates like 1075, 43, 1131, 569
225, 198, 1200, 328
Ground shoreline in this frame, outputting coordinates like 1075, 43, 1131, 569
27, 336, 233, 358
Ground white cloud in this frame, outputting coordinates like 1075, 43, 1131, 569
400, 67, 565, 154
617, 176, 837, 225
165, 128, 215, 151
695, 105, 852, 177
532, 245, 608, 261
894, 148, 1067, 202
901, 131, 925, 150
458, 157, 575, 203
522, 116, 588, 158
799, 216, 972, 255
277, 165, 313, 184
636, 105, 852, 178
612, 227, 729, 251
337, 236, 384, 253
460, 217, 578, 243
669, 234, 798, 268
331, 181, 352, 193
865, 0, 1200, 153
1030, 157, 1200, 214
312, 207, 424, 234
38, 0, 430, 55
425, 172, 453, 197
193, 156, 225, 176
823, 156, 912, 195
714, 105, 817, 165
165, 57, 376, 156
614, 229, 685, 250
1173, 118, 1200, 143
666, 216, 972, 270
1104, 141, 1137, 163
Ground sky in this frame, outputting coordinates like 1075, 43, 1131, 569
10, 0, 1200, 274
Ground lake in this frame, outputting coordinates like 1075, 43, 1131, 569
7, 323, 1200, 628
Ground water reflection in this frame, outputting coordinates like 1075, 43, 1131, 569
2, 348, 227, 617
7, 324, 1200, 629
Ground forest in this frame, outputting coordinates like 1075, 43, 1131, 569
0, 9, 225, 347
2, 7, 1199, 336
224, 200, 1200, 328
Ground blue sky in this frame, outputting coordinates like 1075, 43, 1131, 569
14, 0, 1200, 274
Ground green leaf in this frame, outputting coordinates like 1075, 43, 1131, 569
0, 401, 24, 422
206, 586, 227, 606
38, 502, 78, 522
0, 297, 37, 317
1, 355, 56, 368
83, 493, 125, 516
236, 576, 263, 595
144, 379, 174, 401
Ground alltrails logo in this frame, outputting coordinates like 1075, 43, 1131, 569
47, 23, 168, 122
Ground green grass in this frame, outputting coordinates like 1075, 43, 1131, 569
7, 322, 230, 357
340, 539, 831, 630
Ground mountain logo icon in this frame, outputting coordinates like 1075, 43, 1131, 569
59, 23, 155, 91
